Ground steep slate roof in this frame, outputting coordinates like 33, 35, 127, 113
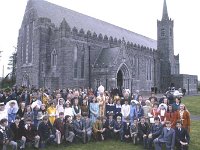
28, 0, 157, 49
95, 47, 120, 67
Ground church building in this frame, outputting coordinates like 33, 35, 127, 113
16, 0, 198, 94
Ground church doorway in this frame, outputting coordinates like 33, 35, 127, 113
117, 70, 123, 90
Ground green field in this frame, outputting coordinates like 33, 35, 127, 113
27, 96, 199, 150
182, 95, 200, 115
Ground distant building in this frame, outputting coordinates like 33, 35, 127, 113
16, 0, 198, 94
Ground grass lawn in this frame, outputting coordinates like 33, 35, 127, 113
181, 95, 200, 115
26, 96, 200, 150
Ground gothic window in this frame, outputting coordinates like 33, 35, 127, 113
146, 59, 152, 81
51, 49, 57, 67
161, 28, 165, 37
28, 22, 33, 63
136, 57, 140, 79
73, 46, 78, 78
81, 48, 85, 78
22, 25, 27, 64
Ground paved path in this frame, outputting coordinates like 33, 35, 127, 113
191, 115, 200, 121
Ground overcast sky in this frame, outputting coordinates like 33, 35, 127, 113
0, 0, 199, 79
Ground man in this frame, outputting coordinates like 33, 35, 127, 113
138, 117, 150, 149
130, 118, 138, 145
147, 116, 163, 150
23, 117, 40, 149
93, 116, 106, 141
82, 112, 92, 143
38, 116, 55, 148
53, 112, 65, 145
64, 115, 75, 146
122, 117, 131, 142
154, 121, 175, 150
104, 112, 115, 139
10, 116, 26, 150
114, 116, 123, 141
0, 118, 17, 150
175, 120, 190, 150
73, 114, 86, 143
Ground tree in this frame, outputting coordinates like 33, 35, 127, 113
7, 48, 17, 86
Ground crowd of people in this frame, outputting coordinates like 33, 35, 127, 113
0, 85, 190, 150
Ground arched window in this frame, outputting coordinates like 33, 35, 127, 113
81, 48, 85, 78
73, 46, 78, 78
51, 49, 57, 67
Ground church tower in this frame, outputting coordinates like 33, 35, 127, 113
157, 0, 175, 91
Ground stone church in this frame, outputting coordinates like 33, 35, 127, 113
16, 0, 198, 94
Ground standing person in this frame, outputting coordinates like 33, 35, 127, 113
47, 101, 56, 125
6, 100, 19, 126
17, 102, 26, 119
176, 104, 191, 133
147, 117, 163, 150
175, 120, 190, 150
64, 115, 75, 146
64, 100, 74, 118
172, 97, 181, 111
121, 99, 130, 122
89, 97, 99, 124
154, 121, 175, 150
10, 117, 26, 150
165, 105, 177, 128
72, 98, 81, 117
97, 91, 106, 118
0, 118, 18, 150
114, 98, 122, 119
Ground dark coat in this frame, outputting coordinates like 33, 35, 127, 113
10, 122, 24, 141
38, 121, 54, 141
175, 127, 190, 143
53, 118, 64, 135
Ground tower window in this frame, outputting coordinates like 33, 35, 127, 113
161, 28, 165, 37
170, 28, 173, 37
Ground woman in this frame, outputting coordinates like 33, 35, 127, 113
47, 101, 56, 125
176, 104, 190, 132
165, 104, 177, 128
89, 97, 99, 124
56, 98, 65, 117
17, 102, 26, 118
64, 100, 74, 118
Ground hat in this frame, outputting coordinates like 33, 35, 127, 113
37, 112, 44, 120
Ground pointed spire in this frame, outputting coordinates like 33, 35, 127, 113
162, 0, 169, 20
